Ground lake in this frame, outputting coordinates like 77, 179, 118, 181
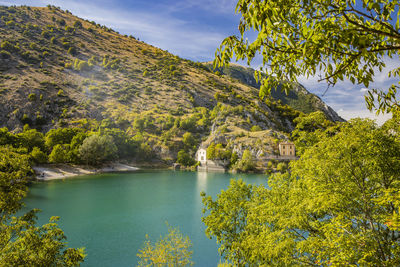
23, 170, 267, 266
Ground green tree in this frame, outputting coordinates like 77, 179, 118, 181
206, 143, 216, 160
79, 134, 117, 166
177, 150, 195, 166
49, 144, 70, 163
215, 0, 400, 113
182, 132, 195, 149
202, 119, 400, 265
45, 128, 82, 149
292, 111, 337, 155
234, 149, 254, 172
17, 127, 45, 152
30, 146, 48, 164
0, 146, 85, 266
137, 225, 194, 267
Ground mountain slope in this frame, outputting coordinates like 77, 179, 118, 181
0, 5, 342, 163
205, 63, 344, 122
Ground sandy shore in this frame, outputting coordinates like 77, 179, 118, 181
33, 163, 139, 181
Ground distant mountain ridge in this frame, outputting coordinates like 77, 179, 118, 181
204, 63, 344, 122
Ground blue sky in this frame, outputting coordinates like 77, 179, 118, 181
1, 0, 397, 124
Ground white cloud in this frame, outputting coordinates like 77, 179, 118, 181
166, 0, 237, 15
338, 109, 392, 126
360, 88, 368, 92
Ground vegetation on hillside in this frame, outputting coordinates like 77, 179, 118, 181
0, 5, 342, 165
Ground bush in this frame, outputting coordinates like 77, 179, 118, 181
0, 50, 11, 59
65, 26, 75, 33
1, 40, 15, 52
276, 162, 287, 173
73, 20, 82, 28
235, 149, 255, 172
79, 134, 118, 166
28, 93, 36, 101
67, 47, 77, 55
31, 147, 48, 164
49, 144, 70, 163
177, 150, 195, 166
250, 125, 262, 132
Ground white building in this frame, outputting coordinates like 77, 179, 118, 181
196, 148, 207, 165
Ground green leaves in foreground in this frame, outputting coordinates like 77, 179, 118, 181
137, 224, 193, 267
215, 0, 400, 113
202, 118, 400, 266
0, 146, 85, 266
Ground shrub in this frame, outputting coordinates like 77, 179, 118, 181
49, 144, 70, 163
20, 114, 31, 125
56, 18, 66, 26
0, 50, 11, 59
41, 30, 51, 38
31, 147, 48, 164
28, 93, 36, 101
65, 25, 75, 33
73, 20, 82, 28
67, 46, 77, 55
79, 134, 118, 166
251, 125, 262, 132
1, 40, 15, 52
177, 150, 195, 166
235, 149, 255, 172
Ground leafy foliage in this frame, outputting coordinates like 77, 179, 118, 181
0, 146, 85, 266
79, 134, 117, 166
202, 119, 400, 265
215, 0, 400, 113
137, 225, 193, 267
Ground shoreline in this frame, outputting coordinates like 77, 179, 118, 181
33, 163, 140, 181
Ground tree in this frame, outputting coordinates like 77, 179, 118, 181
292, 111, 337, 155
201, 180, 254, 266
202, 119, 400, 265
215, 0, 400, 113
45, 128, 82, 149
49, 144, 70, 163
206, 143, 216, 160
79, 134, 117, 166
17, 127, 45, 152
137, 225, 194, 267
177, 150, 195, 166
182, 132, 196, 149
31, 146, 48, 164
0, 146, 85, 266
233, 149, 254, 172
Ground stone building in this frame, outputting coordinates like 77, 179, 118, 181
278, 142, 295, 157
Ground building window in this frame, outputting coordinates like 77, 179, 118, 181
282, 151, 285, 155
201, 156, 204, 160
283, 145, 285, 149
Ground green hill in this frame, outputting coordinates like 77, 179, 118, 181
0, 5, 342, 165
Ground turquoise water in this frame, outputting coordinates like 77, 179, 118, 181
23, 170, 267, 266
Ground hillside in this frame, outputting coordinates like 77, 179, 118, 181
0, 5, 342, 165
205, 63, 344, 122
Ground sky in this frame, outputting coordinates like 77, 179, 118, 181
1, 0, 398, 124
